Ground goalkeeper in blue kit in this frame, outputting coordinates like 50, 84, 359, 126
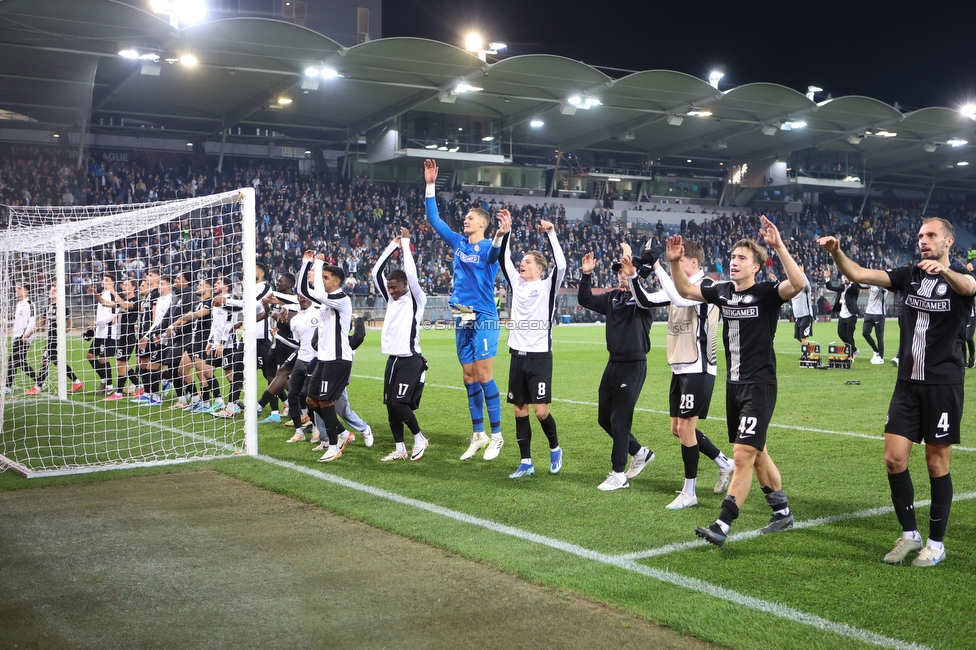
423, 158, 505, 461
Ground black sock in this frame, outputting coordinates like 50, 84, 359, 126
515, 415, 532, 459
65, 364, 78, 382
317, 404, 342, 446
117, 370, 128, 390
259, 390, 272, 409
929, 473, 952, 543
718, 495, 740, 527
696, 429, 721, 460
402, 409, 421, 436
681, 443, 699, 480
539, 413, 559, 450
387, 404, 405, 443
888, 469, 917, 533
763, 487, 790, 514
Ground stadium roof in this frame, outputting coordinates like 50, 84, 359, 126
3, 0, 976, 192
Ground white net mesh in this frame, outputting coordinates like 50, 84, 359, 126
0, 189, 256, 477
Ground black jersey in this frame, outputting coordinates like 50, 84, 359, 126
137, 288, 159, 337
117, 295, 138, 339
887, 265, 975, 384
45, 302, 69, 343
578, 273, 655, 362
700, 280, 784, 385
190, 297, 213, 346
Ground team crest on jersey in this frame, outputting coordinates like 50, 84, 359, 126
936, 283, 948, 296
473, 244, 481, 252
742, 294, 755, 303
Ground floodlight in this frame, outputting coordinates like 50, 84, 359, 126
304, 67, 320, 78
687, 109, 712, 117
438, 91, 458, 103
179, 54, 198, 67
118, 49, 139, 59
923, 142, 939, 152
529, 119, 544, 127
876, 130, 897, 138
566, 95, 582, 105
277, 96, 292, 105
761, 124, 777, 136
961, 104, 976, 119
465, 33, 484, 52
958, 161, 970, 166
304, 150, 311, 155
437, 145, 449, 151
584, 97, 602, 108
948, 138, 968, 147
686, 159, 692, 163
608, 177, 621, 182
425, 143, 438, 149
708, 70, 724, 89
666, 115, 684, 126
482, 136, 495, 142
559, 104, 577, 116
488, 42, 507, 52
847, 134, 864, 145
782, 121, 807, 130
806, 85, 823, 100
456, 83, 483, 93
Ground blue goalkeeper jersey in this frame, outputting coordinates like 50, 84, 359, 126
425, 196, 499, 316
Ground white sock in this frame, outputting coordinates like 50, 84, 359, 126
904, 530, 922, 541
682, 478, 697, 495
926, 538, 944, 551
414, 432, 426, 444
715, 520, 730, 534
396, 442, 406, 453
271, 409, 278, 416
715, 453, 731, 468
491, 432, 502, 439
521, 458, 532, 465
774, 507, 790, 517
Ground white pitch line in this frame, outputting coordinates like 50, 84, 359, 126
352, 374, 976, 452
256, 454, 929, 650
616, 492, 976, 561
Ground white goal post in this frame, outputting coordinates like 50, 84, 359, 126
0, 188, 257, 477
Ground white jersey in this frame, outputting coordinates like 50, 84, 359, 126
865, 285, 887, 316
290, 305, 320, 362
13, 297, 37, 343
94, 290, 118, 339
790, 274, 813, 319
497, 229, 567, 354
646, 267, 719, 376
372, 237, 426, 357
254, 281, 272, 339
207, 297, 238, 347
297, 258, 353, 363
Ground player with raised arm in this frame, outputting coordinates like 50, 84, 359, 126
577, 244, 661, 491
297, 250, 353, 462
668, 216, 806, 547
103, 279, 138, 400
5, 284, 41, 395
494, 214, 567, 478
819, 218, 976, 567
635, 242, 733, 509
36, 285, 83, 393
791, 265, 815, 359
423, 159, 504, 461
372, 227, 429, 462
862, 284, 888, 365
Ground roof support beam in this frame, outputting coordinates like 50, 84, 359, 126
219, 76, 301, 132
345, 89, 440, 137
647, 122, 757, 158
738, 115, 903, 166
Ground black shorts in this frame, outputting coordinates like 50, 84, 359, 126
145, 341, 164, 364
270, 342, 296, 371
725, 382, 777, 450
188, 339, 208, 360
282, 351, 299, 371
669, 372, 715, 419
886, 380, 964, 445
384, 354, 427, 408
90, 337, 115, 359
507, 352, 553, 405
257, 338, 272, 369
304, 360, 351, 401
289, 359, 310, 398
115, 333, 137, 361
206, 346, 242, 371
794, 316, 813, 341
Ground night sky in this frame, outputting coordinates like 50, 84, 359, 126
383, 0, 976, 111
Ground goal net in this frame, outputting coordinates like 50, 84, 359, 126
0, 188, 258, 477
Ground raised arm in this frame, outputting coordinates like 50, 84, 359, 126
494, 211, 517, 288
296, 253, 315, 301
653, 264, 702, 307
759, 216, 806, 300
541, 221, 567, 283
400, 228, 425, 304
423, 159, 461, 246
577, 252, 609, 314
349, 315, 366, 350
817, 236, 892, 288
371, 239, 399, 301
666, 235, 706, 302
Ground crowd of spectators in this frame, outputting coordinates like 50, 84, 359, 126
1, 147, 972, 312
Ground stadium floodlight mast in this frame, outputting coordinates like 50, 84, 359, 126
151, 0, 207, 28
464, 32, 507, 62
708, 70, 724, 90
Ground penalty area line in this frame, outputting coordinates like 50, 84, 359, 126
256, 454, 929, 650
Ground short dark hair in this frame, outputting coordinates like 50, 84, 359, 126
323, 265, 345, 284
278, 272, 296, 290
104, 273, 116, 283
255, 262, 269, 277
388, 269, 407, 285
732, 238, 766, 267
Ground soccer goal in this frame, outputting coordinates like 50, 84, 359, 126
0, 189, 258, 478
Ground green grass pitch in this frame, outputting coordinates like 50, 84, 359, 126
3, 319, 975, 649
